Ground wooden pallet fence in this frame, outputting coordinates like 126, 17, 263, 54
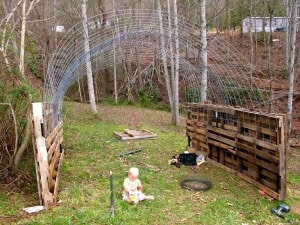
186, 103, 287, 200
32, 103, 64, 208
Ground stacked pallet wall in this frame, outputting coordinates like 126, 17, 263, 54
186, 105, 209, 155
186, 103, 287, 200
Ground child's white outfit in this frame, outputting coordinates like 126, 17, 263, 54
122, 177, 146, 204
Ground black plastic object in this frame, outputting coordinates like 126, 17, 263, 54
180, 178, 212, 191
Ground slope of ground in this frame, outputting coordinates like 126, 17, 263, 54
1, 102, 299, 224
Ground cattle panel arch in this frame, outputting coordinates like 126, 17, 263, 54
44, 9, 269, 124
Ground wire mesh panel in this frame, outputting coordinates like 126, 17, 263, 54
44, 9, 270, 123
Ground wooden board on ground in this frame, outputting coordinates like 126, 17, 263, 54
113, 129, 157, 141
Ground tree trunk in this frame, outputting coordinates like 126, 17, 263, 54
19, 0, 26, 77
167, 0, 175, 100
226, 0, 231, 38
173, 0, 180, 125
287, 0, 298, 137
0, 0, 24, 71
286, 0, 291, 68
267, 1, 274, 113
239, 0, 244, 37
167, 0, 176, 124
113, 3, 118, 103
200, 0, 208, 102
13, 113, 31, 170
158, 0, 173, 111
249, 3, 254, 88
20, 0, 42, 80
135, 46, 143, 90
113, 37, 118, 103
82, 0, 97, 113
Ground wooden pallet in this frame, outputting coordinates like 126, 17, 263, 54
32, 103, 64, 208
113, 129, 157, 141
186, 103, 287, 200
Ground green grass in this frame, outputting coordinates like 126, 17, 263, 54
1, 101, 300, 225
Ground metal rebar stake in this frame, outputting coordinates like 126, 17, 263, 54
109, 171, 115, 218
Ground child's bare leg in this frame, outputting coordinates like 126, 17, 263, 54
138, 192, 154, 201
144, 195, 154, 200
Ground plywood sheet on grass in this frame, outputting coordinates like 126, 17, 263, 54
113, 129, 157, 141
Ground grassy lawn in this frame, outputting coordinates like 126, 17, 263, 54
1, 101, 300, 224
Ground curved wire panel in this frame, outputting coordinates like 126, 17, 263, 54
44, 9, 269, 113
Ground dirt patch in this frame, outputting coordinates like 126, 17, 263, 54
98, 105, 187, 128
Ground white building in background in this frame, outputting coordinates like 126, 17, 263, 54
52, 25, 65, 33
242, 17, 288, 33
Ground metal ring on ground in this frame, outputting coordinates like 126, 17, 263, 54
180, 178, 212, 191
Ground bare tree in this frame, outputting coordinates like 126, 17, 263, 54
158, 0, 173, 111
0, 0, 42, 170
226, 0, 231, 38
167, 0, 175, 98
158, 0, 180, 125
82, 0, 97, 113
173, 0, 180, 125
249, 2, 254, 88
167, 0, 177, 124
239, 0, 244, 37
287, 0, 298, 137
200, 0, 208, 102
286, 0, 291, 68
267, 0, 275, 113
0, 0, 23, 70
113, 0, 118, 103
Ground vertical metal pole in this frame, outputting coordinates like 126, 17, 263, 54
109, 171, 115, 217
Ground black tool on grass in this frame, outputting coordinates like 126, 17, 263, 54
116, 149, 142, 157
271, 203, 290, 219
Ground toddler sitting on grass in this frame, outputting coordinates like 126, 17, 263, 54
122, 167, 154, 204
